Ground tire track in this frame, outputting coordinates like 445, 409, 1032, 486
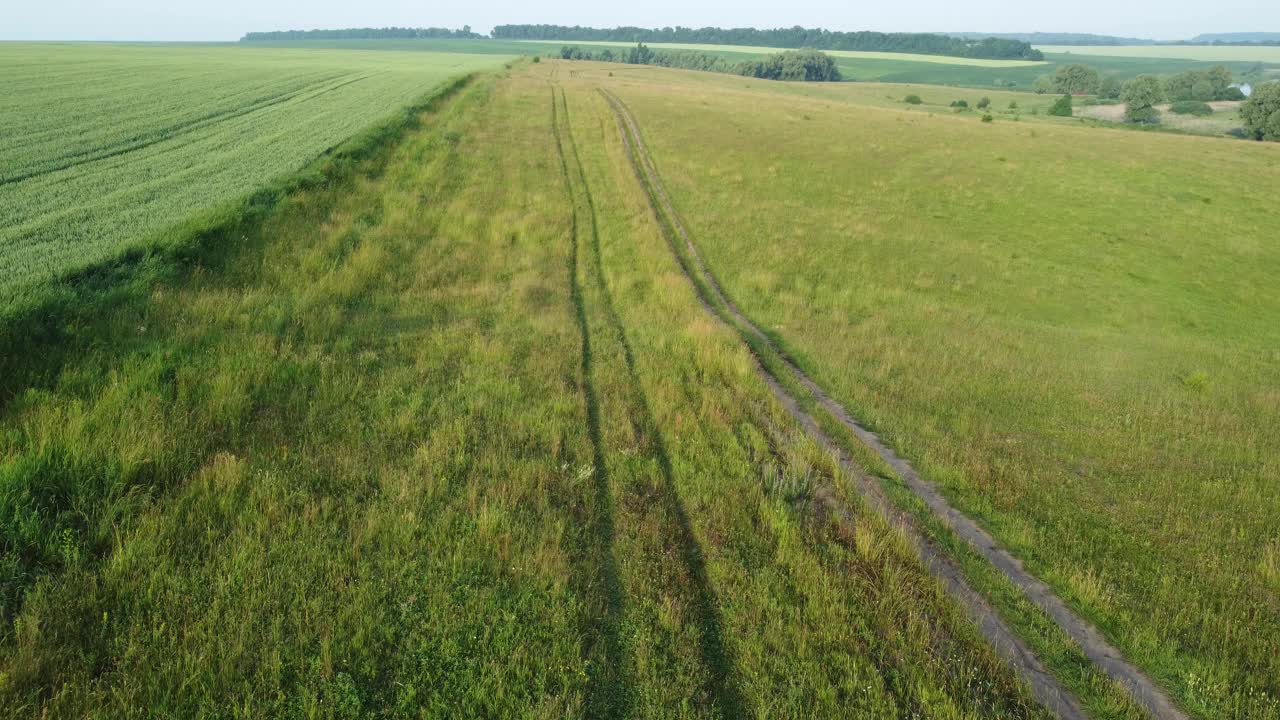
599, 86, 1188, 720
556, 85, 747, 720
550, 86, 632, 719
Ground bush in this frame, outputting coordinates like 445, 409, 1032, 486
532, 56, 540, 63
1169, 101, 1213, 116
1126, 107, 1161, 123
977, 97, 991, 109
1008, 100, 1018, 110
904, 94, 923, 105
981, 113, 994, 123
1220, 86, 1246, 101
1048, 94, 1073, 117
950, 99, 969, 109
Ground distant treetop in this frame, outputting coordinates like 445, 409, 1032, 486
241, 27, 481, 42
949, 32, 1156, 46
493, 25, 1044, 61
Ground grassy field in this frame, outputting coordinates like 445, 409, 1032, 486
1038, 44, 1280, 62
0, 59, 1060, 717
1075, 101, 1247, 138
5, 42, 1279, 718
0, 43, 509, 316
581, 62, 1280, 719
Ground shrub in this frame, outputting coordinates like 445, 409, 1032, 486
1240, 82, 1280, 141
1169, 101, 1213, 116
950, 99, 969, 109
532, 56, 540, 63
904, 94, 923, 105
1126, 107, 1161, 123
1008, 100, 1018, 110
981, 113, 994, 123
1048, 94, 1073, 117
977, 97, 991, 109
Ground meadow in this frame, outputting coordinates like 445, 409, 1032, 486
3, 42, 1279, 719
0, 43, 508, 316
0, 61, 1054, 718
583, 62, 1280, 719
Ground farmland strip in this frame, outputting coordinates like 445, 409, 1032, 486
600, 86, 1185, 720
0, 72, 372, 187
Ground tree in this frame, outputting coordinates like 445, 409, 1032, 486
1054, 64, 1100, 95
1032, 75, 1056, 94
737, 49, 841, 81
1240, 82, 1280, 141
1098, 76, 1123, 99
1048, 94, 1073, 117
1206, 65, 1234, 99
491, 24, 1043, 60
625, 43, 654, 65
1164, 71, 1198, 101
977, 96, 991, 109
1165, 65, 1237, 101
1122, 75, 1165, 123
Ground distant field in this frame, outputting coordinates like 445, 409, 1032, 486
1038, 44, 1280, 62
584, 63, 1280, 719
517, 39, 1048, 66
0, 43, 508, 314
238, 38, 1280, 90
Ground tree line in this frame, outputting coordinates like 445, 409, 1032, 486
1032, 63, 1246, 102
502, 25, 1042, 60
1027, 61, 1278, 139
241, 27, 481, 41
559, 45, 842, 82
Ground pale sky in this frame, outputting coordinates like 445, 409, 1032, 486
1, 0, 1274, 42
